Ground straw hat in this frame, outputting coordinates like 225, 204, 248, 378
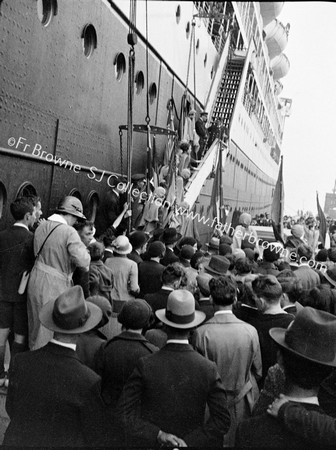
111, 235, 132, 255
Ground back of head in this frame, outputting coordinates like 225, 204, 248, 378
219, 243, 232, 256
148, 241, 166, 258
252, 275, 282, 303
235, 258, 253, 275
263, 244, 281, 263
315, 249, 328, 262
118, 299, 152, 330
209, 275, 237, 306
86, 295, 112, 328
281, 347, 332, 391
180, 244, 195, 261
10, 197, 34, 221
88, 241, 105, 261
327, 247, 336, 263
190, 251, 205, 270
162, 263, 184, 286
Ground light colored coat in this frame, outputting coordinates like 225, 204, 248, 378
27, 216, 90, 350
192, 312, 262, 446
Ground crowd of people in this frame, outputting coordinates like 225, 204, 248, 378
1, 190, 336, 448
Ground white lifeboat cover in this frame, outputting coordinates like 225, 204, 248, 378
270, 53, 290, 80
260, 2, 284, 27
264, 19, 289, 59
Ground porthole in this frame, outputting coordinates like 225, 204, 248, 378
186, 22, 190, 39
135, 70, 144, 94
37, 0, 57, 27
68, 189, 82, 201
15, 182, 37, 199
176, 5, 181, 24
114, 53, 126, 81
204, 53, 207, 67
149, 83, 157, 104
196, 39, 200, 54
82, 24, 97, 58
0, 182, 7, 219
86, 191, 99, 222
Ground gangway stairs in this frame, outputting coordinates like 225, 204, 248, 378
211, 56, 245, 130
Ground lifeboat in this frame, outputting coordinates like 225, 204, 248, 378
264, 19, 289, 60
259, 2, 284, 27
270, 53, 290, 80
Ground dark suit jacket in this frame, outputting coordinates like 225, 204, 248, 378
160, 247, 179, 266
4, 342, 106, 447
144, 287, 172, 312
195, 118, 208, 140
138, 260, 164, 295
116, 343, 230, 447
0, 225, 34, 303
95, 331, 158, 406
236, 403, 325, 448
128, 250, 143, 265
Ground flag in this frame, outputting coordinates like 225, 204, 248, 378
271, 155, 285, 245
316, 191, 327, 247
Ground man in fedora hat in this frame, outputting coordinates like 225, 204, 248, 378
27, 196, 91, 350
160, 228, 181, 266
203, 255, 230, 278
236, 307, 336, 448
117, 289, 230, 447
4, 286, 106, 447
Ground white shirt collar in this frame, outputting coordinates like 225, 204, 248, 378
285, 395, 319, 405
214, 310, 233, 315
162, 286, 174, 291
14, 223, 29, 231
50, 338, 76, 351
105, 248, 113, 254
47, 214, 68, 225
166, 339, 189, 344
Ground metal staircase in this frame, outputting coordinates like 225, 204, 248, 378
212, 56, 245, 130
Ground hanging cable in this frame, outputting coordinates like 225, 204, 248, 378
145, 0, 152, 196
126, 0, 137, 233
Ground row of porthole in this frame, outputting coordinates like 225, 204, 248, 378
35, 0, 157, 99
36, 0, 211, 73
0, 181, 100, 222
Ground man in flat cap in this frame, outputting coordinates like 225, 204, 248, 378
4, 286, 106, 447
116, 289, 230, 447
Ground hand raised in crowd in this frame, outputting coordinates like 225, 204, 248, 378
157, 430, 187, 447
122, 202, 132, 218
267, 394, 289, 418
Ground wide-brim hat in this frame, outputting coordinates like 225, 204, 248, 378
270, 306, 336, 367
111, 235, 132, 255
204, 255, 230, 276
55, 196, 86, 220
39, 286, 102, 334
156, 290, 205, 329
129, 231, 150, 249
322, 267, 336, 287
160, 228, 182, 245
